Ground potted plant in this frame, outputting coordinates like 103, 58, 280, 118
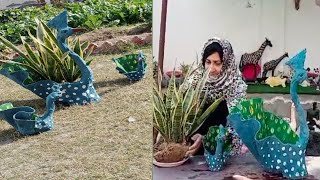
112, 51, 147, 81
153, 67, 222, 167
180, 62, 191, 78
0, 11, 100, 105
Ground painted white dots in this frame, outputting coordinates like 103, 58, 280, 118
74, 87, 78, 90
299, 150, 302, 155
293, 151, 296, 156
82, 85, 86, 89
282, 147, 285, 151
297, 161, 301, 166
277, 159, 281, 164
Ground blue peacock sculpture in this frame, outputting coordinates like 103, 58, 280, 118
0, 11, 100, 105
227, 49, 309, 179
203, 125, 232, 172
112, 51, 147, 81
0, 84, 62, 135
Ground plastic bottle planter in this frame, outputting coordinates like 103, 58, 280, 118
112, 51, 147, 81
203, 125, 232, 172
0, 85, 62, 135
0, 11, 101, 106
227, 49, 309, 179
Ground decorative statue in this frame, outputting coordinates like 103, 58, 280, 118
0, 85, 62, 135
0, 11, 101, 105
112, 51, 147, 81
265, 75, 287, 88
203, 125, 232, 171
240, 38, 272, 81
262, 52, 289, 78
228, 49, 309, 179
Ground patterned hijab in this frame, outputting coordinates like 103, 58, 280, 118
188, 37, 246, 104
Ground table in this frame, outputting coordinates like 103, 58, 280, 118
153, 154, 320, 180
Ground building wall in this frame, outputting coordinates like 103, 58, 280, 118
153, 0, 320, 75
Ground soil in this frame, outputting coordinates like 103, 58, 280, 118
1, 23, 152, 58
154, 142, 189, 163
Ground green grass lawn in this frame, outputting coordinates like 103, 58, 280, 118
247, 84, 320, 94
0, 47, 152, 180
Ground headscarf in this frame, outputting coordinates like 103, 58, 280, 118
186, 37, 247, 109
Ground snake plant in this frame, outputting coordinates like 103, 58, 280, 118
0, 18, 95, 84
153, 67, 222, 144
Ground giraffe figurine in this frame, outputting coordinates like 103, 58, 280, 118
239, 38, 273, 80
262, 52, 289, 78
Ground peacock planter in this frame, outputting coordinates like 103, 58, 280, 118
0, 84, 62, 135
203, 125, 232, 172
0, 11, 100, 106
112, 51, 147, 81
227, 49, 309, 179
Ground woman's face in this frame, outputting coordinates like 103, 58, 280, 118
205, 52, 223, 77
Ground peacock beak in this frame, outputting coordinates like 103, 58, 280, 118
72, 28, 86, 33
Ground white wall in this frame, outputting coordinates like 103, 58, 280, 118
153, 0, 320, 74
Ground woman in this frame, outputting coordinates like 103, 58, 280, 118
183, 37, 248, 156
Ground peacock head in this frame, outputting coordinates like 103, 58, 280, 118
216, 125, 227, 142
57, 27, 86, 40
285, 49, 307, 83
47, 10, 86, 40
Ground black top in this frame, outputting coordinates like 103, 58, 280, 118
192, 99, 229, 155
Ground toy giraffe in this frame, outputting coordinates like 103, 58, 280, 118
262, 52, 289, 78
239, 38, 273, 79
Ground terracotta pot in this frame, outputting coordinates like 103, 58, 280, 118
165, 70, 183, 78
153, 157, 189, 168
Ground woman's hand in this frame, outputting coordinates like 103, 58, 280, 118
240, 144, 249, 154
185, 133, 203, 157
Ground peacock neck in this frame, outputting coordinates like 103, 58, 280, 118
57, 36, 93, 84
290, 78, 309, 147
215, 139, 224, 158
42, 94, 57, 119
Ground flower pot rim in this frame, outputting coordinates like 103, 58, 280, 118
153, 157, 190, 167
